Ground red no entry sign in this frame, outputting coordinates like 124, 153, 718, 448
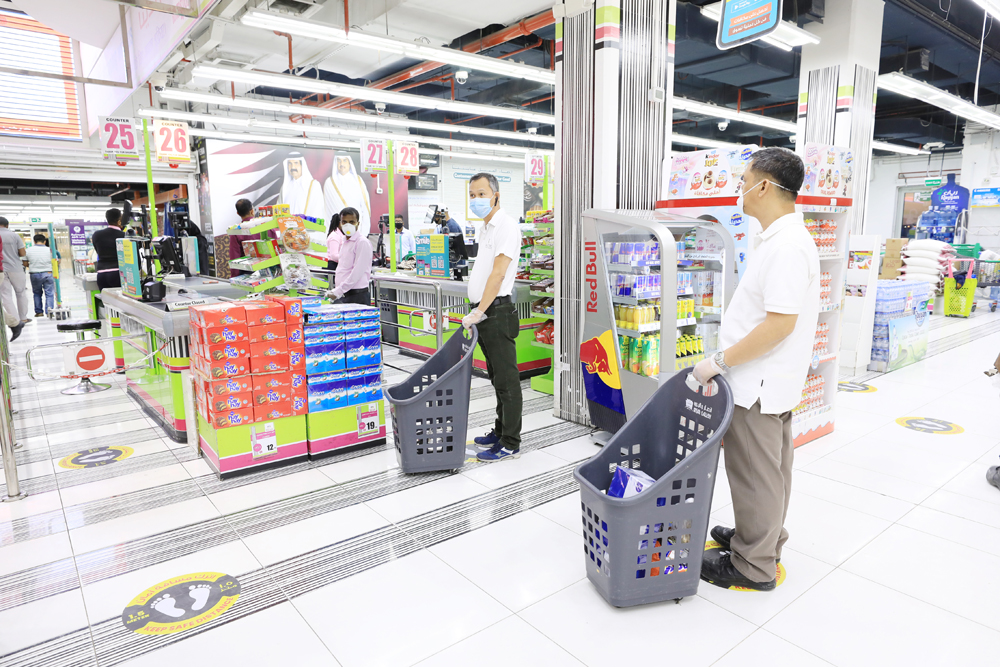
76, 346, 106, 372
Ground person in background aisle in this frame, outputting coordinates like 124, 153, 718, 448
26, 234, 55, 317
327, 207, 373, 305
0, 216, 30, 328
91, 208, 127, 290
394, 214, 416, 262
326, 213, 345, 288
692, 147, 818, 592
462, 173, 523, 462
0, 225, 22, 341
440, 206, 464, 241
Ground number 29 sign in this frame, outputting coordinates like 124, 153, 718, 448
361, 138, 388, 173
525, 152, 546, 186
153, 119, 191, 163
99, 117, 141, 161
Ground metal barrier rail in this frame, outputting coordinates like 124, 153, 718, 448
0, 293, 24, 501
24, 333, 154, 382
372, 275, 450, 350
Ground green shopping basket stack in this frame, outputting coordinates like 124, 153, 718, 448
944, 258, 977, 318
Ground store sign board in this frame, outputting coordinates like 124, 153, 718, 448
100, 116, 141, 161
525, 153, 546, 185
972, 187, 1000, 208
29, 217, 41, 223
668, 146, 755, 199
361, 138, 388, 173
394, 141, 420, 176
153, 120, 192, 163
924, 177, 942, 187
716, 0, 783, 50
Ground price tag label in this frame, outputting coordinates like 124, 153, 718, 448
357, 403, 380, 438
525, 152, 546, 185
251, 422, 278, 459
100, 116, 141, 161
153, 119, 192, 163
361, 138, 388, 173
395, 141, 419, 176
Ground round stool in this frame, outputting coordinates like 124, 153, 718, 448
57, 320, 110, 395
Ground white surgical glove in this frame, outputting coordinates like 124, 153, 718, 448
462, 308, 486, 330
693, 355, 723, 387
327, 286, 345, 300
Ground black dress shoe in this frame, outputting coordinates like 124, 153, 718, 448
710, 525, 780, 563
988, 466, 1000, 491
700, 550, 775, 591
9, 323, 23, 342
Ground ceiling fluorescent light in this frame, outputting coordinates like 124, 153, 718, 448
139, 108, 551, 157
877, 72, 1000, 131
871, 140, 930, 156
970, 1, 1000, 18
159, 89, 555, 146
699, 2, 821, 51
420, 149, 525, 164
185, 127, 361, 149
241, 10, 555, 85
673, 98, 798, 133
191, 64, 555, 125
670, 134, 750, 150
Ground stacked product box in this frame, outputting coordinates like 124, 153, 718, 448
870, 280, 932, 363
188, 300, 310, 478
301, 303, 387, 458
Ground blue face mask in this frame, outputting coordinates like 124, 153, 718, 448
469, 196, 494, 219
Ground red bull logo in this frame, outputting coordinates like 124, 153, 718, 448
579, 331, 625, 416
585, 241, 598, 313
581, 338, 612, 376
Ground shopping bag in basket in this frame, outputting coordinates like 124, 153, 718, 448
944, 259, 977, 318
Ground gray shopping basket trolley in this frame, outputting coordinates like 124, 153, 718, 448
387, 326, 478, 474
574, 370, 734, 607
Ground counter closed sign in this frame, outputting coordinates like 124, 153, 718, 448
153, 119, 191, 163
99, 116, 141, 161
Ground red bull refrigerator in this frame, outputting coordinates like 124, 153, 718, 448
579, 209, 734, 433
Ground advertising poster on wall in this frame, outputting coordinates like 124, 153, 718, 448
801, 143, 853, 199
204, 140, 408, 239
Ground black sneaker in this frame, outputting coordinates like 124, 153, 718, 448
9, 323, 23, 342
700, 550, 775, 592
710, 525, 780, 563
988, 466, 1000, 491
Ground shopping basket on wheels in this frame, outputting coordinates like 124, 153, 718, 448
974, 259, 1000, 313
574, 370, 734, 607
386, 326, 478, 474
944, 258, 977, 318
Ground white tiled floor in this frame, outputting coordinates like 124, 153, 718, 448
1, 279, 1000, 666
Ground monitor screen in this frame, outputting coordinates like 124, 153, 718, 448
423, 205, 438, 227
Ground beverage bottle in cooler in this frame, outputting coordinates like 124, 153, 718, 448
630, 336, 642, 374
619, 335, 630, 369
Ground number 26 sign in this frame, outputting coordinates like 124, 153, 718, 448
153, 120, 191, 163
361, 138, 388, 173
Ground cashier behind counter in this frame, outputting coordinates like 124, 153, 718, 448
92, 208, 126, 289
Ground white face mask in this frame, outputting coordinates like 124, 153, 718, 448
342, 223, 357, 237
736, 179, 765, 216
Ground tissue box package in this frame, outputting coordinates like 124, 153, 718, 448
608, 465, 656, 499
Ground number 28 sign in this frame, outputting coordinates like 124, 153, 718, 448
395, 141, 419, 176
99, 117, 140, 161
361, 138, 388, 173
153, 120, 191, 163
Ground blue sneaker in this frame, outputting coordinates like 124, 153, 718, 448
477, 445, 521, 462
473, 429, 500, 448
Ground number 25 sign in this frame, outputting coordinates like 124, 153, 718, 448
99, 117, 140, 161
361, 138, 388, 173
525, 152, 546, 185
153, 120, 191, 163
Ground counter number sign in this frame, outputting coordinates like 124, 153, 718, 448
100, 116, 141, 161
361, 138, 388, 173
153, 119, 191, 163
395, 141, 420, 176
525, 153, 546, 185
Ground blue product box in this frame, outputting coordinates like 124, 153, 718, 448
304, 322, 345, 339
346, 369, 367, 405
359, 334, 382, 369
303, 305, 346, 324
364, 371, 383, 402
307, 371, 348, 412
305, 341, 346, 374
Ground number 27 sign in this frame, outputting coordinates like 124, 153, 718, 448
153, 120, 191, 163
361, 138, 388, 173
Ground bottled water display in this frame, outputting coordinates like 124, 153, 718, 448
870, 280, 931, 362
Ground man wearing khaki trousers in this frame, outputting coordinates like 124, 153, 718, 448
693, 147, 819, 591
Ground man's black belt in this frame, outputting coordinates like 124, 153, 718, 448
471, 294, 512, 310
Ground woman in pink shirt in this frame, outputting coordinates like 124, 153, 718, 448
328, 207, 373, 305
326, 213, 346, 287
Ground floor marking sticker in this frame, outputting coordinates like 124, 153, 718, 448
895, 417, 964, 434
704, 541, 786, 590
121, 572, 241, 635
838, 382, 877, 393
58, 445, 134, 469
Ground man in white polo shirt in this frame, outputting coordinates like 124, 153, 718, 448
461, 172, 523, 462
693, 147, 819, 591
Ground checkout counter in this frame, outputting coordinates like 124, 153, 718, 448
373, 271, 552, 380
99, 276, 245, 442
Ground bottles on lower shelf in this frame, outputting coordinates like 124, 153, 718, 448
794, 373, 825, 416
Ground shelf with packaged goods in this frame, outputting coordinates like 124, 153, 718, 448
531, 268, 555, 276
531, 341, 554, 350
608, 261, 661, 270
813, 352, 838, 366
683, 252, 724, 261
231, 275, 328, 293
529, 291, 554, 299
617, 317, 698, 338
791, 403, 834, 427
818, 303, 840, 313
695, 305, 722, 315
818, 253, 844, 261
530, 311, 555, 320
229, 256, 279, 272
227, 216, 326, 237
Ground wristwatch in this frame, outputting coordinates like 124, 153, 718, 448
713, 350, 730, 374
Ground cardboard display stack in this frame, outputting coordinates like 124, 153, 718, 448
879, 238, 905, 280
